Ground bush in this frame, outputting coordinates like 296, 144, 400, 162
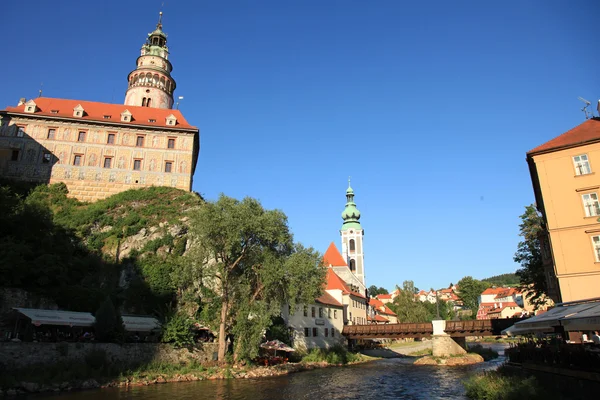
301, 345, 360, 365
160, 312, 195, 348
468, 344, 499, 361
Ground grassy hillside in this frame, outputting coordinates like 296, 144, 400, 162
0, 182, 203, 314
481, 273, 520, 287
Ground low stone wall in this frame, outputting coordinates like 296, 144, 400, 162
0, 342, 219, 369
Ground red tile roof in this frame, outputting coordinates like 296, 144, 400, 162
323, 242, 347, 267
315, 292, 343, 307
528, 118, 600, 155
2, 97, 196, 130
369, 298, 397, 316
494, 288, 518, 299
367, 315, 389, 323
325, 268, 351, 294
481, 287, 504, 295
376, 294, 392, 300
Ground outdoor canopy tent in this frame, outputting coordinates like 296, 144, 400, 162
502, 302, 600, 336
560, 303, 600, 332
10, 308, 160, 331
121, 315, 161, 332
13, 308, 95, 327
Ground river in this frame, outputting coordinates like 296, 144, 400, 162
31, 344, 507, 400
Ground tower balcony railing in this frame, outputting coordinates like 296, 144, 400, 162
128, 81, 174, 95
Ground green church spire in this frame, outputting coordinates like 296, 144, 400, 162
341, 178, 362, 231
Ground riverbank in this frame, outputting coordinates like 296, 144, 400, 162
0, 355, 378, 396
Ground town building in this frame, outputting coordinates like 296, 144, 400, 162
527, 116, 600, 302
281, 293, 345, 351
0, 14, 199, 202
486, 302, 524, 320
368, 298, 398, 324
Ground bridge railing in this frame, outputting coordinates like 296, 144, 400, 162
342, 322, 433, 337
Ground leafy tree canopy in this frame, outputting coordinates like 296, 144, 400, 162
367, 285, 389, 296
481, 273, 520, 287
183, 194, 326, 362
387, 280, 455, 322
514, 204, 549, 307
456, 276, 489, 317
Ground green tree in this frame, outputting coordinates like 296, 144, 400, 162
388, 281, 429, 323
514, 204, 548, 307
184, 195, 325, 362
456, 276, 488, 317
367, 285, 389, 296
94, 297, 125, 343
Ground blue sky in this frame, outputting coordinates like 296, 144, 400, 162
3, 1, 600, 291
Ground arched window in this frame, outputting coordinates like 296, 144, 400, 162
160, 77, 166, 89
142, 98, 147, 107
146, 98, 152, 107
349, 259, 356, 272
349, 239, 355, 252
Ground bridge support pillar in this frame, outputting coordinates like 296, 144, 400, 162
431, 319, 467, 358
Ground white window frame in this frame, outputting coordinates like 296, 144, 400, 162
592, 236, 600, 262
573, 154, 592, 176
582, 193, 600, 217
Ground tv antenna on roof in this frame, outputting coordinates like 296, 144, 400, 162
176, 96, 183, 110
578, 97, 593, 119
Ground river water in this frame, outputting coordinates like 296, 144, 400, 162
33, 344, 507, 400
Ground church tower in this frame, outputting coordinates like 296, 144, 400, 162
340, 181, 365, 286
124, 12, 176, 109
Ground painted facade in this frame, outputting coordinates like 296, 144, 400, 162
0, 14, 199, 202
527, 118, 600, 302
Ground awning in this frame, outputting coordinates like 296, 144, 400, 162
13, 308, 95, 327
122, 315, 161, 332
560, 303, 600, 331
502, 302, 600, 336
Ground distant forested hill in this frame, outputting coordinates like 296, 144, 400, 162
481, 273, 519, 287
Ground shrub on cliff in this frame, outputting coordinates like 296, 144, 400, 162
94, 298, 125, 343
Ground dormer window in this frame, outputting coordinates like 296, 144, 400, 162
121, 110, 132, 122
24, 100, 37, 113
166, 114, 177, 126
103, 115, 112, 120
148, 119, 156, 123
73, 104, 84, 117
50, 110, 59, 114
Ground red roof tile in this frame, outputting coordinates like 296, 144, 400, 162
376, 294, 392, 300
367, 315, 389, 323
315, 292, 343, 307
369, 298, 397, 316
323, 242, 347, 267
481, 288, 504, 295
325, 268, 351, 294
3, 97, 196, 130
528, 118, 600, 155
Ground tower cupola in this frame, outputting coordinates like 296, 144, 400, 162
124, 12, 177, 109
341, 180, 362, 231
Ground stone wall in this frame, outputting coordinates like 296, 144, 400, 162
0, 342, 218, 369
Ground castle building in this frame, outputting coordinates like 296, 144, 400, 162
0, 13, 199, 202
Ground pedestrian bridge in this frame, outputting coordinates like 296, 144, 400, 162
342, 319, 519, 340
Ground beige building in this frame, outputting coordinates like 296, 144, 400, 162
0, 14, 199, 202
282, 293, 345, 350
527, 117, 600, 302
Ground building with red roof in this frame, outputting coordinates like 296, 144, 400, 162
369, 298, 398, 324
527, 116, 600, 303
0, 14, 199, 202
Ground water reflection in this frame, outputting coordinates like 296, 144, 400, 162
32, 344, 506, 400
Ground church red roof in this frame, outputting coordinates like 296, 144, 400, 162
325, 268, 366, 299
528, 118, 600, 155
3, 97, 196, 130
323, 242, 347, 267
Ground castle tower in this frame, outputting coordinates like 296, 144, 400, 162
124, 12, 176, 109
340, 180, 365, 286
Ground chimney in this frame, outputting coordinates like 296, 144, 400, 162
17, 98, 26, 106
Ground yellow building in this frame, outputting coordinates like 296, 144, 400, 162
0, 14, 199, 202
527, 118, 600, 302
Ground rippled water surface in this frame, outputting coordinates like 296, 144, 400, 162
33, 344, 507, 400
